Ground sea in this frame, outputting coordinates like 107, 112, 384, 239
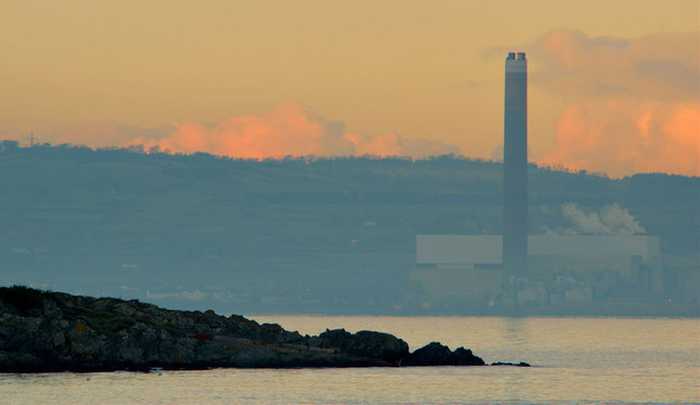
1, 316, 698, 404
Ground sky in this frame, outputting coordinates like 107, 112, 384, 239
1, 0, 698, 177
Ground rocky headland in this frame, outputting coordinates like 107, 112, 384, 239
0, 286, 495, 372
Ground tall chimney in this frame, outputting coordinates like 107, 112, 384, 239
503, 52, 528, 275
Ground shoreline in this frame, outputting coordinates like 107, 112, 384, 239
246, 311, 700, 319
1, 287, 509, 373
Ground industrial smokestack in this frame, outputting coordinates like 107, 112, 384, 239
503, 52, 528, 275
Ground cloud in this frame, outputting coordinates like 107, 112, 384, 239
540, 101, 699, 177
529, 30, 699, 100
127, 103, 458, 159
528, 30, 700, 177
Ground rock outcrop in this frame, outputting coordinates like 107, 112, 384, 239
491, 361, 531, 367
402, 342, 485, 366
0, 286, 489, 372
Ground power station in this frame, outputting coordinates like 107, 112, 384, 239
412, 52, 667, 309
503, 51, 528, 275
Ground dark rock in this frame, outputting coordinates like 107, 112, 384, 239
402, 342, 485, 366
319, 329, 409, 363
0, 286, 486, 372
491, 361, 531, 367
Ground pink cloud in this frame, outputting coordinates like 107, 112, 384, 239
127, 103, 458, 159
530, 30, 699, 177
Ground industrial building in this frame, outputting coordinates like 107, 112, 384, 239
410, 52, 666, 309
417, 235, 661, 267
413, 234, 664, 308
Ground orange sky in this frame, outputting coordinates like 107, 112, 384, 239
1, 0, 698, 177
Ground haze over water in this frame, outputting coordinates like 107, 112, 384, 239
3, 316, 698, 404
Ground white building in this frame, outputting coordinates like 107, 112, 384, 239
417, 235, 661, 267
412, 234, 663, 306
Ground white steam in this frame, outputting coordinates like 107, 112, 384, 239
560, 203, 646, 235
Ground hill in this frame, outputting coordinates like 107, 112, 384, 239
1, 141, 698, 313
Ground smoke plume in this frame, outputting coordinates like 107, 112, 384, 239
561, 203, 647, 235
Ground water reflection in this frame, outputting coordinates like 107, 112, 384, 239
501, 316, 528, 353
499, 317, 529, 400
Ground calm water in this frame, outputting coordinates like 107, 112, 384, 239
1, 316, 698, 404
